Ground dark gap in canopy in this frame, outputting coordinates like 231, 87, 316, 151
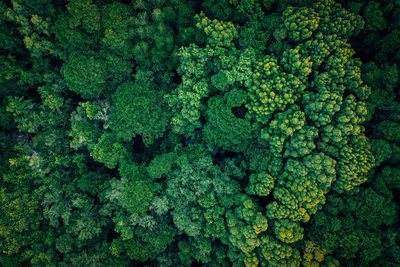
231, 104, 247, 119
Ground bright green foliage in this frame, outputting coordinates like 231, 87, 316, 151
195, 11, 238, 47
273, 219, 304, 243
111, 80, 170, 145
321, 95, 368, 147
103, 157, 175, 263
90, 132, 126, 169
302, 241, 328, 267
165, 45, 211, 136
300, 33, 330, 67
6, 96, 41, 133
284, 126, 318, 157
281, 47, 313, 81
165, 148, 239, 239
334, 135, 375, 193
315, 0, 364, 39
264, 152, 337, 246
106, 161, 161, 216
0, 156, 52, 265
166, 19, 257, 136
225, 195, 268, 263
246, 172, 275, 197
283, 7, 319, 42
247, 56, 305, 124
332, 53, 371, 101
303, 73, 343, 127
261, 105, 305, 155
147, 152, 178, 179
266, 155, 331, 224
69, 104, 102, 150
5, 0, 56, 58
62, 52, 107, 98
259, 235, 301, 266
80, 101, 110, 125
304, 153, 337, 193
252, 212, 269, 235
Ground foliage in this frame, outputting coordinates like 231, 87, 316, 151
111, 78, 170, 145
1, 0, 399, 266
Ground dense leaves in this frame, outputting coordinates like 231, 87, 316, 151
1, 0, 399, 266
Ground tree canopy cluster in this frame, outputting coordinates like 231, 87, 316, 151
0, 0, 399, 266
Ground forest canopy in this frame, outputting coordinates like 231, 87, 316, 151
0, 0, 399, 266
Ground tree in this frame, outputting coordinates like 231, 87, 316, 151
111, 79, 170, 146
